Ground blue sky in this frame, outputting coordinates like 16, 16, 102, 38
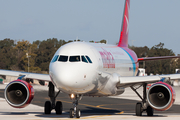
0, 0, 180, 54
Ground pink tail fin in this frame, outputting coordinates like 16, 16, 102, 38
118, 0, 130, 47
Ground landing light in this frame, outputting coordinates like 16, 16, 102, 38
70, 94, 75, 99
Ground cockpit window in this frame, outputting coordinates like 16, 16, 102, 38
51, 55, 59, 62
85, 56, 92, 63
81, 56, 88, 63
69, 56, 80, 62
55, 55, 92, 63
58, 55, 68, 62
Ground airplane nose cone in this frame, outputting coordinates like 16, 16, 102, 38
56, 65, 76, 86
50, 63, 91, 93
58, 67, 76, 86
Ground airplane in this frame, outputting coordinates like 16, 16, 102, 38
1, 0, 180, 118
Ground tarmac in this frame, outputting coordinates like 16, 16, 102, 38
0, 84, 180, 120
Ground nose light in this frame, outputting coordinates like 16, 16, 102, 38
70, 94, 75, 99
69, 94, 83, 100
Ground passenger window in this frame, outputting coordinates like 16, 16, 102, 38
85, 56, 92, 63
58, 55, 68, 62
69, 56, 80, 62
81, 56, 88, 63
51, 55, 59, 62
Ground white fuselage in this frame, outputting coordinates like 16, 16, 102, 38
49, 42, 138, 96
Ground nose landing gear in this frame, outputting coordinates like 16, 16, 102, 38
69, 94, 82, 118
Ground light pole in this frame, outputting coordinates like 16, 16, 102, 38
143, 61, 145, 69
26, 53, 31, 72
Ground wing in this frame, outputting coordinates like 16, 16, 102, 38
138, 56, 180, 62
117, 74, 180, 87
0, 69, 51, 81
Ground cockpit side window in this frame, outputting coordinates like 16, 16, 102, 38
51, 55, 59, 62
58, 55, 68, 62
85, 56, 92, 63
69, 56, 80, 62
81, 56, 88, 63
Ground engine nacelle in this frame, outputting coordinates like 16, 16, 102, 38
147, 81, 175, 111
4, 80, 34, 108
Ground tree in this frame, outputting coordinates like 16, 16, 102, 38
89, 39, 107, 44
99, 39, 107, 44
13, 40, 41, 72
13, 40, 31, 70
145, 43, 175, 75
0, 38, 16, 69
34, 38, 64, 71
130, 42, 177, 74
89, 40, 94, 43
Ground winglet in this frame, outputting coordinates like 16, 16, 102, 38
118, 0, 130, 47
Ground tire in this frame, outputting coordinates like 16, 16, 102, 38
146, 106, 154, 116
76, 109, 81, 118
55, 101, 63, 115
69, 108, 74, 118
44, 101, 51, 114
136, 102, 142, 116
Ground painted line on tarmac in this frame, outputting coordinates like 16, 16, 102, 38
96, 103, 134, 108
81, 114, 112, 119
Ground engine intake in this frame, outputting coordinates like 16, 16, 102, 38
147, 82, 175, 111
4, 80, 34, 108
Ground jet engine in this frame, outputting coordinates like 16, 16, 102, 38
4, 80, 34, 108
147, 81, 175, 111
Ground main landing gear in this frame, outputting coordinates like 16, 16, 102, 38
131, 83, 154, 116
44, 82, 63, 115
69, 94, 82, 118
